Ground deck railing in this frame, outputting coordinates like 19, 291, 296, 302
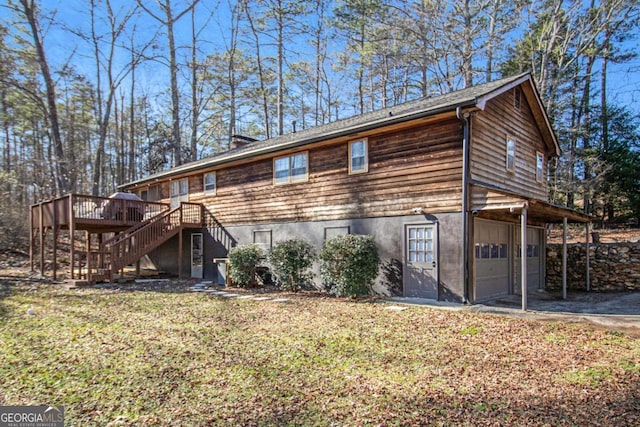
31, 194, 170, 229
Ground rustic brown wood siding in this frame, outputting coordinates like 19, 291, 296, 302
471, 90, 548, 202
184, 117, 464, 225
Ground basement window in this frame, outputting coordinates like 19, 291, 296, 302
274, 152, 308, 185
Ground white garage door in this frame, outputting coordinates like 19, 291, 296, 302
516, 227, 543, 294
474, 220, 510, 302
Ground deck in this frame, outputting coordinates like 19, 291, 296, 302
30, 194, 205, 282
30, 194, 203, 232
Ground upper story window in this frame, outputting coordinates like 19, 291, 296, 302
140, 185, 160, 202
204, 172, 216, 195
506, 137, 516, 173
170, 178, 189, 208
514, 87, 522, 110
274, 152, 308, 185
349, 139, 368, 174
536, 152, 544, 183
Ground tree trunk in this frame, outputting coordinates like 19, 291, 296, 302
20, 0, 70, 194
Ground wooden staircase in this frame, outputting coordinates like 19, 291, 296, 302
82, 203, 202, 283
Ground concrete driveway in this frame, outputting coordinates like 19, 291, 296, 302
386, 291, 640, 335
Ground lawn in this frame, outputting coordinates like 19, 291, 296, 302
0, 278, 638, 426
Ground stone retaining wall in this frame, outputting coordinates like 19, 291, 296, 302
546, 242, 640, 292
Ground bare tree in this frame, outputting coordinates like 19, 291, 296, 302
136, 0, 200, 167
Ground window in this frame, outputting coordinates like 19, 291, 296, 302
253, 230, 272, 252
140, 185, 160, 202
514, 87, 522, 109
170, 178, 189, 208
506, 137, 516, 172
536, 152, 544, 183
407, 226, 434, 263
324, 226, 350, 241
274, 152, 308, 184
474, 242, 508, 259
204, 172, 216, 194
349, 139, 368, 174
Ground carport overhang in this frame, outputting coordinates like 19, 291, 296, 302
472, 199, 592, 311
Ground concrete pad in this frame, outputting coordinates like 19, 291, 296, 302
270, 298, 290, 303
237, 295, 256, 299
253, 297, 272, 301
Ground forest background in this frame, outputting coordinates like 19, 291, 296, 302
0, 0, 638, 251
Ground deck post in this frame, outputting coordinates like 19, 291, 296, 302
69, 195, 75, 280
29, 206, 34, 272
585, 222, 591, 292
562, 217, 568, 300
86, 231, 91, 282
52, 199, 57, 281
178, 228, 183, 279
520, 206, 527, 311
39, 203, 44, 277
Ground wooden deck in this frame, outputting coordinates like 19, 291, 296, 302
30, 194, 172, 233
30, 194, 205, 282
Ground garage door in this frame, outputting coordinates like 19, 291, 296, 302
474, 220, 510, 301
516, 227, 543, 294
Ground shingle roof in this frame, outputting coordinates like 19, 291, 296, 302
122, 72, 544, 188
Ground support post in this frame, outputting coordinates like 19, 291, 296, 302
52, 201, 57, 281
562, 217, 568, 300
86, 231, 91, 282
520, 206, 528, 311
29, 206, 34, 272
178, 229, 183, 279
585, 222, 591, 292
39, 203, 44, 277
69, 195, 75, 280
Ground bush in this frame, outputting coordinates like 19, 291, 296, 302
319, 234, 380, 297
267, 238, 316, 291
228, 244, 263, 288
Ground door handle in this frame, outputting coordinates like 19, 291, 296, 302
432, 261, 437, 268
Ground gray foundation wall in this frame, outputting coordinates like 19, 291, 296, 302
150, 213, 464, 302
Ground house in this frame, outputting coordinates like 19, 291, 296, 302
30, 72, 590, 307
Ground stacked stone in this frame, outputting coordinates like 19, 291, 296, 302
546, 242, 640, 292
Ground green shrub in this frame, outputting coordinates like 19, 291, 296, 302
228, 244, 263, 288
319, 234, 380, 297
267, 238, 316, 291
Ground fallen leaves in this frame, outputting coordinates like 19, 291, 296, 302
0, 278, 638, 426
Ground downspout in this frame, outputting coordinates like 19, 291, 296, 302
457, 106, 471, 303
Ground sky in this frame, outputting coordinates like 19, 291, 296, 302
1, 0, 639, 119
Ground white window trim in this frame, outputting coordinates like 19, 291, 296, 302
506, 136, 516, 173
536, 151, 544, 183
170, 178, 189, 208
204, 172, 217, 195
348, 138, 369, 174
273, 152, 309, 185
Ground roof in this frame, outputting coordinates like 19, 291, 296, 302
122, 72, 558, 189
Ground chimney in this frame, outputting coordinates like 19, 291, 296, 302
230, 134, 259, 150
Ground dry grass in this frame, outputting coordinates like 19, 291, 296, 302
0, 277, 638, 426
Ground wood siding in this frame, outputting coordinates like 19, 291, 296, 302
169, 118, 464, 225
471, 90, 548, 202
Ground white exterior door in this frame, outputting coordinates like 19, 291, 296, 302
403, 223, 438, 299
191, 233, 203, 279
